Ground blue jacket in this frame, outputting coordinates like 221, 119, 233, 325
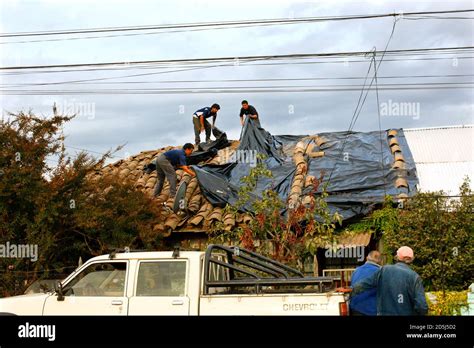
350, 261, 380, 315
164, 149, 186, 168
193, 107, 217, 120
352, 262, 428, 316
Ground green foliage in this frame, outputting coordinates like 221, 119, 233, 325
346, 179, 473, 292
426, 291, 469, 316
208, 155, 342, 268
0, 111, 162, 296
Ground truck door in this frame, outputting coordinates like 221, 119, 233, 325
43, 261, 128, 315
128, 260, 190, 315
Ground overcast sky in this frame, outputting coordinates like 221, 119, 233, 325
0, 0, 473, 161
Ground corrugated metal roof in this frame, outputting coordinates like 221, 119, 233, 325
335, 232, 372, 247
404, 125, 473, 195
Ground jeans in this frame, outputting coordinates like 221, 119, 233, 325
193, 116, 212, 144
153, 154, 178, 197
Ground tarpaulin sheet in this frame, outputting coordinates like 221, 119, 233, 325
187, 127, 230, 165
194, 118, 295, 211
193, 118, 418, 221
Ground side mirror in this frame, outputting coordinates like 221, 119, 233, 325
55, 281, 65, 301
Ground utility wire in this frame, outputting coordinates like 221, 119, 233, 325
2, 55, 472, 78
325, 17, 398, 187
3, 13, 473, 45
2, 82, 471, 90
373, 52, 387, 197
2, 73, 472, 87
3, 86, 470, 95
1, 46, 471, 71
1, 9, 471, 38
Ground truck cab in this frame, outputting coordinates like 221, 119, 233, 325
0, 245, 348, 316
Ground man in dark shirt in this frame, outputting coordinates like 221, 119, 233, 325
239, 100, 260, 127
154, 143, 195, 198
351, 246, 428, 316
192, 103, 220, 145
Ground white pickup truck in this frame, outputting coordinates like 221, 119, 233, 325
0, 244, 349, 315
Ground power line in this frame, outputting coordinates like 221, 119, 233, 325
2, 13, 473, 45
1, 86, 471, 95
1, 9, 472, 39
326, 17, 398, 186
2, 73, 472, 88
1, 46, 472, 71
2, 54, 472, 78
3, 82, 472, 91
373, 52, 387, 197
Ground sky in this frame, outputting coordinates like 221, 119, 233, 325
0, 0, 473, 162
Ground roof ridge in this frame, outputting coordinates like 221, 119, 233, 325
404, 124, 474, 132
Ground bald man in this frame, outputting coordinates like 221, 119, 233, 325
350, 250, 382, 316
351, 246, 428, 316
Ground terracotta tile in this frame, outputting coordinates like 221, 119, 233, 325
395, 177, 408, 188
390, 145, 401, 154
388, 129, 398, 137
392, 160, 406, 170
394, 153, 405, 162
315, 136, 328, 147
389, 137, 399, 147
309, 151, 324, 158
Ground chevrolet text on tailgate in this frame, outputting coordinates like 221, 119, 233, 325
0, 244, 349, 315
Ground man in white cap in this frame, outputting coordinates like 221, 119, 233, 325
350, 246, 428, 315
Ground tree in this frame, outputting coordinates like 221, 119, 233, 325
0, 110, 162, 296
208, 155, 342, 269
351, 178, 473, 292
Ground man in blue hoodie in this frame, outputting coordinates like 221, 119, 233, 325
153, 143, 195, 199
350, 250, 382, 316
351, 246, 428, 316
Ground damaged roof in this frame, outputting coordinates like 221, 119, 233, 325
95, 121, 418, 237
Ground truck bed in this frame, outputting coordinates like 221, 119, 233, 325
199, 292, 345, 315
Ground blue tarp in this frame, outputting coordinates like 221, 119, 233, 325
193, 118, 418, 221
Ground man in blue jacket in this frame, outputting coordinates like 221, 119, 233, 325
153, 143, 195, 199
351, 246, 428, 316
350, 250, 382, 316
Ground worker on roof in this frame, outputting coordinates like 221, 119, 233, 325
239, 100, 261, 128
193, 103, 220, 145
153, 143, 195, 199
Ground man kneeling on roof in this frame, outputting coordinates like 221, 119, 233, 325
153, 143, 196, 199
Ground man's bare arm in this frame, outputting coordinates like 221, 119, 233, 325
180, 165, 195, 176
